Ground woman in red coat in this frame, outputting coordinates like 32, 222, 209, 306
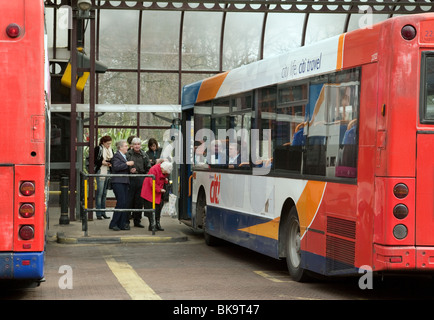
141, 161, 173, 231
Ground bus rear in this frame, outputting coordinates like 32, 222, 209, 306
0, 0, 47, 281
352, 14, 434, 273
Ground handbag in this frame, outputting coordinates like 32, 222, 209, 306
161, 193, 177, 217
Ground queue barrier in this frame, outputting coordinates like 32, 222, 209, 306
80, 172, 156, 236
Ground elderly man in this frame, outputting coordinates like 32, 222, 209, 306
126, 137, 151, 228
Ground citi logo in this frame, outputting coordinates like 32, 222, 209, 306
210, 174, 221, 204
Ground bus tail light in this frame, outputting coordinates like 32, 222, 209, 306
20, 181, 35, 196
19, 203, 35, 218
393, 183, 408, 199
393, 224, 408, 240
6, 23, 21, 38
19, 225, 34, 240
393, 204, 408, 220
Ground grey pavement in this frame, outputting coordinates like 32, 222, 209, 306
47, 206, 188, 244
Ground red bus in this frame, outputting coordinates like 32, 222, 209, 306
0, 1, 49, 282
180, 13, 434, 281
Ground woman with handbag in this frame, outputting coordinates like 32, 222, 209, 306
140, 161, 173, 231
94, 135, 113, 220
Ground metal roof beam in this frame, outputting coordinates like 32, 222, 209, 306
45, 0, 434, 14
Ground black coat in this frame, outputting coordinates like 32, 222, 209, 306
146, 147, 162, 166
111, 151, 130, 184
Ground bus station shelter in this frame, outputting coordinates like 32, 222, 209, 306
43, 0, 434, 219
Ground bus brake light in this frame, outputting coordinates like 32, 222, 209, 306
20, 181, 35, 196
19, 203, 35, 218
19, 225, 34, 240
6, 23, 21, 38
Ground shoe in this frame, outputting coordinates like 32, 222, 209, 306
102, 213, 110, 219
122, 224, 130, 230
156, 219, 164, 231
112, 226, 120, 231
134, 223, 145, 228
97, 216, 103, 220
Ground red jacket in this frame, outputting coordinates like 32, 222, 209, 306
141, 163, 168, 204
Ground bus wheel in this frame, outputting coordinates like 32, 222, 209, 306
286, 207, 310, 282
197, 191, 219, 246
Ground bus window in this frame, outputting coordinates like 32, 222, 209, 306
211, 101, 229, 166
274, 83, 307, 173
194, 102, 212, 166
421, 54, 434, 121
232, 93, 252, 112
231, 112, 251, 168
255, 86, 276, 169
303, 69, 360, 178
304, 81, 328, 176
329, 69, 360, 179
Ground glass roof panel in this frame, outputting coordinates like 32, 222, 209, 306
347, 13, 389, 31
140, 11, 181, 70
182, 11, 223, 71
223, 12, 264, 70
263, 13, 305, 59
304, 13, 347, 45
98, 10, 139, 69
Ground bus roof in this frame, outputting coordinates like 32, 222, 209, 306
181, 13, 434, 110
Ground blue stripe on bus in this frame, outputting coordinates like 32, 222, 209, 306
206, 206, 359, 277
301, 250, 358, 276
181, 80, 202, 110
206, 206, 279, 259
0, 252, 44, 280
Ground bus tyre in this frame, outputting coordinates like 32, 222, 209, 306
197, 191, 219, 246
286, 208, 310, 282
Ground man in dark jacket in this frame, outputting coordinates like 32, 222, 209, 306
109, 140, 134, 231
126, 137, 151, 228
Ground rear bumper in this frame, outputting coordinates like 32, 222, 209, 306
0, 252, 44, 280
374, 244, 434, 271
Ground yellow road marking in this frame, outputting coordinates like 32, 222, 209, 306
254, 270, 293, 283
105, 257, 161, 300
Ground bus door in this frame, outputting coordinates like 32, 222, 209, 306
179, 108, 194, 222
0, 165, 14, 251
415, 132, 434, 245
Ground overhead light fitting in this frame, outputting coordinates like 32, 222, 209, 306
77, 0, 92, 12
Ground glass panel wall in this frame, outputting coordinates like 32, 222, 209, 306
223, 12, 264, 70
98, 10, 139, 69
263, 13, 305, 58
140, 11, 181, 70
182, 12, 223, 71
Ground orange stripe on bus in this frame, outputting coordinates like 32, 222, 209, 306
296, 181, 327, 238
336, 34, 345, 70
238, 217, 280, 240
196, 71, 229, 103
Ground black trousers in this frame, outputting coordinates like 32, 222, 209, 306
109, 183, 129, 230
127, 176, 144, 225
143, 199, 163, 221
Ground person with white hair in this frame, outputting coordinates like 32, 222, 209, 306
140, 160, 173, 231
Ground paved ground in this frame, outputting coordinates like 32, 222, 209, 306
48, 206, 188, 244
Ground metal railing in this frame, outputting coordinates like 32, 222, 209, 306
80, 172, 157, 236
